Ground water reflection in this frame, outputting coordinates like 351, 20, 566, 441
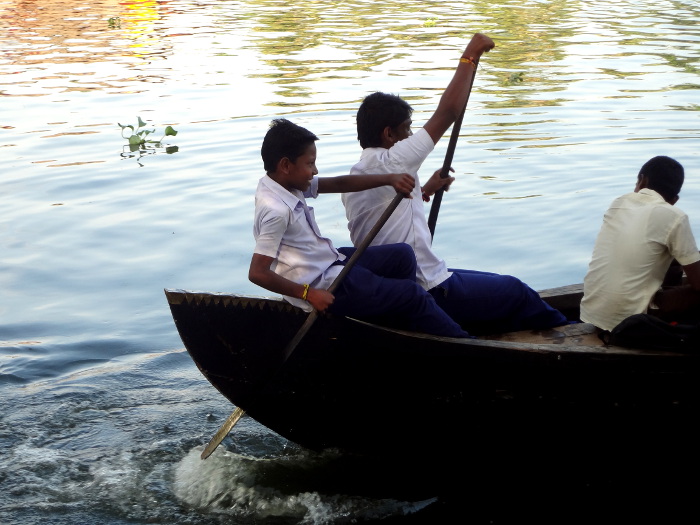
1, 0, 699, 304
2, 0, 170, 62
3, 0, 699, 108
0, 0, 172, 94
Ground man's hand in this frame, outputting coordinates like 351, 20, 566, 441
465, 33, 495, 59
422, 167, 455, 198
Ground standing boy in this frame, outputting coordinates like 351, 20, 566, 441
341, 33, 568, 334
580, 155, 700, 331
249, 118, 469, 338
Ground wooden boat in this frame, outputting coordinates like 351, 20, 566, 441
165, 285, 700, 462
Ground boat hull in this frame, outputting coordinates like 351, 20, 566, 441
166, 289, 700, 457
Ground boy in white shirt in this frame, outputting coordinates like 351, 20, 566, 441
249, 118, 469, 338
342, 33, 568, 334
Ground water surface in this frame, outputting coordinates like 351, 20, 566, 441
1, 0, 699, 522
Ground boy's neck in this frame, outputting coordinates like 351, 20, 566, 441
268, 172, 293, 192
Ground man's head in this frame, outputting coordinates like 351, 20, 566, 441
261, 118, 318, 174
356, 92, 413, 149
635, 155, 684, 204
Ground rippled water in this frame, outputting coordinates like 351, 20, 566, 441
2, 0, 699, 523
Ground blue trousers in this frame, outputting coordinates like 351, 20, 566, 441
327, 244, 469, 338
429, 268, 568, 334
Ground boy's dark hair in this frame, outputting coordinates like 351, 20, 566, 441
638, 155, 684, 203
261, 118, 318, 174
356, 92, 413, 148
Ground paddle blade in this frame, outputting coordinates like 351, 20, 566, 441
200, 406, 246, 460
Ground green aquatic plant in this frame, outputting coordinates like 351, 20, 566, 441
108, 17, 121, 28
118, 117, 179, 165
507, 72, 525, 84
118, 116, 178, 147
423, 18, 438, 27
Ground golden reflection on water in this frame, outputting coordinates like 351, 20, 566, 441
2, 0, 699, 109
1, 0, 167, 65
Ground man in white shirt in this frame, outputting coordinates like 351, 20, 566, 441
581, 155, 700, 331
342, 34, 568, 334
250, 118, 469, 338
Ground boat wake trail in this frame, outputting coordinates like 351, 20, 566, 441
172, 447, 438, 524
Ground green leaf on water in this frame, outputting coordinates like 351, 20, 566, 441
164, 126, 178, 137
137, 116, 147, 128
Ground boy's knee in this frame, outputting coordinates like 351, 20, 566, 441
393, 242, 417, 264
378, 243, 417, 276
377, 242, 413, 258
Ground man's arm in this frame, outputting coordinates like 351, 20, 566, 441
317, 173, 414, 195
654, 259, 700, 314
682, 259, 700, 291
248, 253, 334, 311
423, 33, 495, 144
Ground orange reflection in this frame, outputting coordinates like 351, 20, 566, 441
0, 0, 173, 65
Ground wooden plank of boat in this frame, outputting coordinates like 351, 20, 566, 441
165, 285, 700, 457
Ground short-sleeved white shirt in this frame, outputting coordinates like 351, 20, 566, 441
254, 176, 343, 311
580, 188, 700, 331
341, 127, 451, 290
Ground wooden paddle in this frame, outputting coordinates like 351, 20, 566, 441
427, 58, 479, 239
201, 192, 405, 459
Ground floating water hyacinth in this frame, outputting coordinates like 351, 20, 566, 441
118, 116, 178, 147
118, 117, 179, 162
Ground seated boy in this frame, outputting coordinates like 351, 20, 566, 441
341, 33, 568, 334
249, 118, 469, 338
580, 155, 700, 331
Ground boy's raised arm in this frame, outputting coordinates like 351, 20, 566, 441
423, 33, 495, 144
317, 173, 415, 195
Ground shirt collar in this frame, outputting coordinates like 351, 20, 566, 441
360, 146, 386, 158
259, 175, 304, 211
637, 188, 665, 202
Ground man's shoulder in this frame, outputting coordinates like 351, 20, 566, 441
393, 127, 434, 155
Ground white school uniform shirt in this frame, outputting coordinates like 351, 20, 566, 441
253, 175, 344, 311
341, 127, 451, 290
580, 188, 700, 331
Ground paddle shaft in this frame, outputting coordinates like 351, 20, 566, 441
201, 192, 405, 459
283, 191, 403, 360
426, 59, 479, 239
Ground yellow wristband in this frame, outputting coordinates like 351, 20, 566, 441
460, 56, 476, 66
301, 284, 310, 301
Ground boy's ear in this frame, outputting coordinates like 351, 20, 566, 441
380, 126, 395, 148
278, 157, 292, 174
634, 175, 648, 192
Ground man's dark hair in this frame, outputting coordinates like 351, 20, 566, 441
356, 92, 413, 148
638, 155, 684, 202
261, 118, 318, 173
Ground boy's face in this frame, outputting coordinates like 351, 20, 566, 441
286, 143, 318, 192
390, 118, 413, 145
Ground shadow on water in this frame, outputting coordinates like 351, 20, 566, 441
175, 423, 698, 524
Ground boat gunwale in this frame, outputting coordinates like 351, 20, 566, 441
164, 288, 694, 359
